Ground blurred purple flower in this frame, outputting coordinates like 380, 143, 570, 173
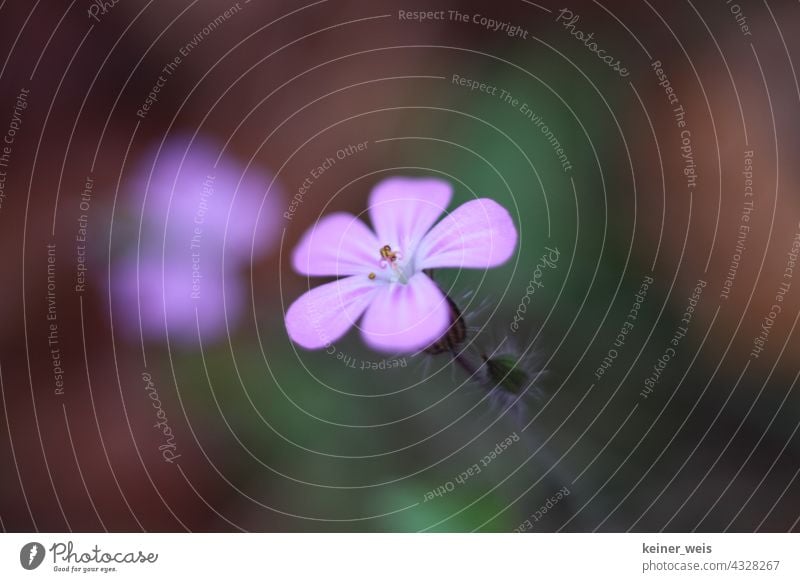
113, 251, 239, 343
136, 135, 280, 261
113, 136, 282, 344
285, 177, 517, 353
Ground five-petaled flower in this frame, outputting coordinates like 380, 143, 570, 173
285, 177, 517, 353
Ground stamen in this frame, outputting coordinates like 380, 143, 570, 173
377, 244, 409, 283
380, 245, 397, 262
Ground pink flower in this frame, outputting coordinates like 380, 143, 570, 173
110, 135, 283, 344
285, 177, 518, 353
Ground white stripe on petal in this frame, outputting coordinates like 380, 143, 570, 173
360, 272, 450, 353
285, 275, 381, 349
368, 177, 452, 259
416, 198, 517, 270
292, 212, 380, 277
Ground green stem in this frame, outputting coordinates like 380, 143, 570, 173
450, 348, 481, 380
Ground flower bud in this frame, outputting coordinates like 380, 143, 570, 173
482, 354, 530, 394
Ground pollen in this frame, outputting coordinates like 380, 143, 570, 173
380, 245, 398, 262
368, 272, 376, 280
378, 244, 409, 283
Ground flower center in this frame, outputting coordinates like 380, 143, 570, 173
378, 244, 410, 284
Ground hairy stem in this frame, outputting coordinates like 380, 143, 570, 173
450, 348, 481, 379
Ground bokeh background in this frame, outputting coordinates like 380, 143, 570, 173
1, 0, 800, 532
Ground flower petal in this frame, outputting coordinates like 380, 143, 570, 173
360, 272, 450, 353
416, 198, 517, 270
368, 177, 452, 254
139, 135, 282, 262
292, 212, 380, 276
112, 250, 242, 345
285, 275, 380, 349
